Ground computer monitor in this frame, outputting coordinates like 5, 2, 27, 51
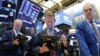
17, 0, 43, 28
0, 8, 16, 22
2, 0, 17, 9
0, 0, 17, 22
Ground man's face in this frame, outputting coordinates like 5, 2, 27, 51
13, 21, 22, 31
83, 4, 95, 21
45, 15, 55, 28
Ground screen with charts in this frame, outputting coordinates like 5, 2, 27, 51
17, 0, 43, 28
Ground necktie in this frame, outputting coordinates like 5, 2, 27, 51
16, 31, 19, 36
90, 21, 100, 41
48, 28, 56, 56
48, 28, 54, 36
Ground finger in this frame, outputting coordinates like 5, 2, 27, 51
45, 47, 49, 52
15, 39, 19, 41
43, 43, 47, 46
39, 47, 43, 51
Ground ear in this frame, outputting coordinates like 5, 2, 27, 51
92, 6, 96, 14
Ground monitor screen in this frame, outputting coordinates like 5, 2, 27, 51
0, 0, 2, 8
17, 0, 42, 28
3, 0, 17, 4
0, 0, 17, 23
0, 8, 16, 22
2, 0, 18, 9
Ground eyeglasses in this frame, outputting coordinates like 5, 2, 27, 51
84, 8, 92, 12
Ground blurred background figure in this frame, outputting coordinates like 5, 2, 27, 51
0, 19, 26, 56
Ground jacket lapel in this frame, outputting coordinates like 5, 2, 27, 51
84, 20, 94, 33
83, 20, 98, 42
10, 30, 16, 39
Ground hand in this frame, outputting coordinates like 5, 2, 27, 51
42, 43, 50, 52
12, 39, 19, 45
39, 43, 49, 53
60, 34, 67, 47
39, 47, 44, 53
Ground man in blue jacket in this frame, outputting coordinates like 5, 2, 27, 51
76, 3, 100, 56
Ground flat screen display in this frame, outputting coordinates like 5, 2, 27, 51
2, 0, 17, 9
0, 8, 16, 22
17, 0, 42, 28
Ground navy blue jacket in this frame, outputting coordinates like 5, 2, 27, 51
25, 35, 40, 56
38, 29, 65, 56
27, 28, 66, 56
0, 30, 25, 56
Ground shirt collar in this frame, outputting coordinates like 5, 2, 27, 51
86, 19, 95, 23
13, 29, 20, 36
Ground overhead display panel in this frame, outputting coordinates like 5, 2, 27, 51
17, 0, 43, 28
